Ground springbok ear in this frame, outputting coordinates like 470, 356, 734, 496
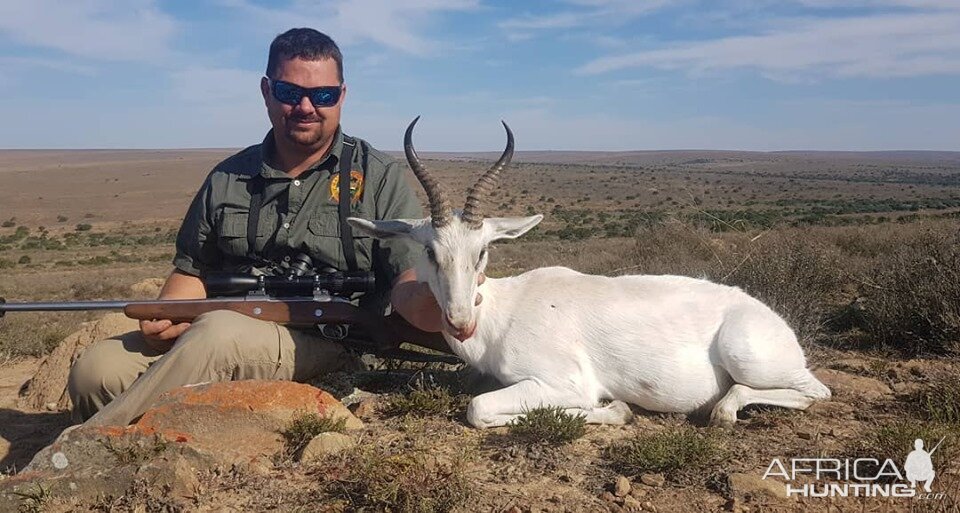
347, 217, 419, 240
485, 215, 543, 242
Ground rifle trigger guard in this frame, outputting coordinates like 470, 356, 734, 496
318, 323, 349, 340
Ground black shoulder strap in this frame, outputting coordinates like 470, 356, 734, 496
338, 136, 358, 271
247, 175, 264, 259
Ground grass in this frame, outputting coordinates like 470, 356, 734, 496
279, 411, 347, 460
98, 434, 169, 465
319, 444, 475, 513
913, 375, 960, 425
382, 383, 471, 419
507, 406, 586, 445
847, 421, 959, 482
605, 426, 727, 480
12, 482, 49, 513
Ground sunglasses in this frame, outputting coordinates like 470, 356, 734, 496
268, 78, 342, 108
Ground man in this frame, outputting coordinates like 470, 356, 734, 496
68, 28, 444, 427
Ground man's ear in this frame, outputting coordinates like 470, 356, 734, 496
261, 76, 270, 105
347, 217, 420, 240
485, 215, 543, 242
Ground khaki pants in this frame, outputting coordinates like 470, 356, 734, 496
67, 310, 360, 427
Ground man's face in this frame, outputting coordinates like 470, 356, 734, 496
261, 57, 345, 152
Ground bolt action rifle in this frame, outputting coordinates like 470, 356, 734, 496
0, 271, 459, 364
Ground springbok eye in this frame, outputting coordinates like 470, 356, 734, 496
426, 247, 437, 263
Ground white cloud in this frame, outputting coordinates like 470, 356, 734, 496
218, 0, 479, 56
0, 0, 177, 62
578, 10, 960, 79
499, 0, 680, 37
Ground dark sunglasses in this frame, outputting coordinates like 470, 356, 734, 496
268, 78, 342, 108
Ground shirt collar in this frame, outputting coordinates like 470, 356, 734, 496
256, 127, 345, 179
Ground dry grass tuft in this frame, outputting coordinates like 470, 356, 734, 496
507, 406, 587, 445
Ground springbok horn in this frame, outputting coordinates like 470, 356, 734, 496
404, 116, 452, 228
461, 121, 514, 229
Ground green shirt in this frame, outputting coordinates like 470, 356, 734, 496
173, 128, 424, 307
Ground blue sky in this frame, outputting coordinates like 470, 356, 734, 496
1, 0, 958, 151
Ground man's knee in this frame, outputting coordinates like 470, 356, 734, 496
68, 340, 129, 410
175, 310, 278, 363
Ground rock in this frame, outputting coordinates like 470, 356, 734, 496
641, 501, 657, 512
813, 369, 892, 401
601, 491, 618, 502
639, 473, 665, 487
628, 486, 647, 499
795, 428, 816, 440
728, 472, 791, 501
8, 381, 360, 508
19, 313, 139, 411
622, 495, 643, 512
299, 432, 355, 463
129, 278, 165, 298
614, 475, 631, 497
135, 452, 202, 501
348, 397, 379, 419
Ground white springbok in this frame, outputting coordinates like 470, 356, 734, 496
349, 118, 831, 429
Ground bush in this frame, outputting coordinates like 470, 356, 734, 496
507, 406, 586, 445
857, 232, 960, 355
279, 411, 347, 459
17, 255, 30, 265
320, 445, 474, 512
723, 234, 843, 345
383, 385, 470, 419
75, 223, 92, 232
605, 426, 726, 480
913, 375, 960, 425
847, 422, 957, 482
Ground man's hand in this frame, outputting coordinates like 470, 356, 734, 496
140, 319, 192, 352
139, 270, 207, 353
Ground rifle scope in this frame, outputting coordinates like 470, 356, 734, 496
204, 272, 376, 297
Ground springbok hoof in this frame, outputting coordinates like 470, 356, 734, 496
606, 400, 634, 425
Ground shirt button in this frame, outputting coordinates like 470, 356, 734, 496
283, 222, 290, 229
293, 180, 301, 186
283, 256, 291, 262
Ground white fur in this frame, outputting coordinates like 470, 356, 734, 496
348, 214, 831, 428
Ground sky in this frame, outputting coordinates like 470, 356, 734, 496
0, 0, 958, 151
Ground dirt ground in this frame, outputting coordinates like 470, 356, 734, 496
1, 350, 959, 512
1, 149, 959, 511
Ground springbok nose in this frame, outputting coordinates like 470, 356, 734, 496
445, 314, 476, 342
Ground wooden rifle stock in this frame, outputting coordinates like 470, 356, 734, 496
1, 296, 453, 357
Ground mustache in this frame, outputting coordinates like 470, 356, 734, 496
288, 114, 323, 123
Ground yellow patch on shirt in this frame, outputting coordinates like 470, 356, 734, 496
329, 169, 364, 205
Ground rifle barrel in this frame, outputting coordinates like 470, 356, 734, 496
0, 299, 131, 313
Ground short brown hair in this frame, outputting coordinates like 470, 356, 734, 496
266, 28, 343, 83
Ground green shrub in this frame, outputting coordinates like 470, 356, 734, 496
320, 445, 474, 512
507, 406, 586, 445
75, 223, 92, 232
383, 385, 470, 419
605, 426, 726, 479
